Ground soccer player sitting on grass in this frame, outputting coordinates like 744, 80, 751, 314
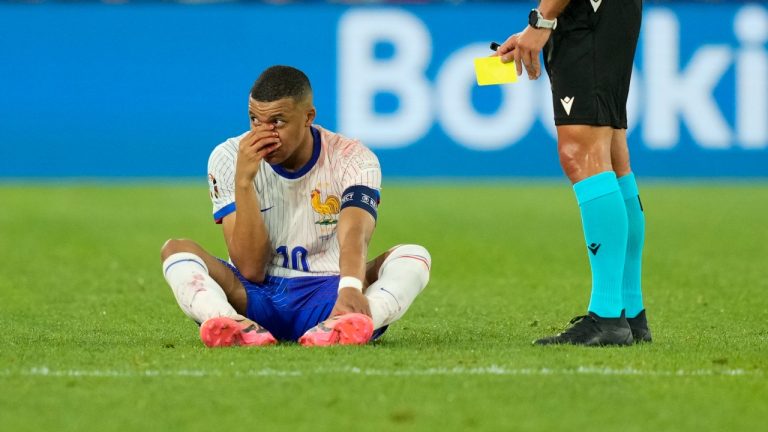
160, 65, 431, 347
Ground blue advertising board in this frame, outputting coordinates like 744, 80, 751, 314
0, 2, 766, 178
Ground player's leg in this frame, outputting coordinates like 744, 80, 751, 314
290, 274, 372, 346
611, 130, 652, 342
364, 244, 431, 330
160, 238, 276, 346
161, 238, 247, 319
298, 244, 431, 347
534, 125, 632, 346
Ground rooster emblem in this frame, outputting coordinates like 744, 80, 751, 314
310, 189, 340, 225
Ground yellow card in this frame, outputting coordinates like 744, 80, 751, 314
474, 56, 518, 86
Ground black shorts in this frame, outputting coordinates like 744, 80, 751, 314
544, 0, 642, 129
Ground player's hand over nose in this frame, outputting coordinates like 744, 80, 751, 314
235, 124, 281, 183
499, 26, 551, 80
331, 288, 372, 318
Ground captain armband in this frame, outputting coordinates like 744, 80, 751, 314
340, 185, 380, 221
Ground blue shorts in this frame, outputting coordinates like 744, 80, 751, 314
221, 260, 387, 341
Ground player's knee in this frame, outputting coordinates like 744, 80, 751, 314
160, 238, 201, 262
390, 244, 431, 274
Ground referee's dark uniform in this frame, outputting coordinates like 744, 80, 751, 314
544, 0, 642, 129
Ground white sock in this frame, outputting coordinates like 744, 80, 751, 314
162, 252, 240, 324
366, 244, 431, 329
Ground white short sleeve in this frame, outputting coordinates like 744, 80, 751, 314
340, 144, 382, 193
207, 139, 238, 223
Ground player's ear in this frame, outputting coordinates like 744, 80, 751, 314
305, 106, 316, 126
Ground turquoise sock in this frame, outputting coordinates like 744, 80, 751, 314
618, 173, 646, 318
573, 172, 628, 318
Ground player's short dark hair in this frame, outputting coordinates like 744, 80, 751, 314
250, 66, 312, 103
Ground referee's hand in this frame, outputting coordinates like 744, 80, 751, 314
497, 26, 552, 80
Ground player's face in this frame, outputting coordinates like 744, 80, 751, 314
248, 96, 316, 170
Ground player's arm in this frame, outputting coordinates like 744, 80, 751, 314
331, 141, 381, 317
496, 0, 570, 79
221, 126, 281, 283
332, 206, 376, 317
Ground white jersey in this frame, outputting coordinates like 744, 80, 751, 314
207, 125, 381, 278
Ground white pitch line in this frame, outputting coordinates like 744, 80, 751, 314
0, 366, 763, 378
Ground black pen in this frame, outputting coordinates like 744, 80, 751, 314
490, 42, 500, 51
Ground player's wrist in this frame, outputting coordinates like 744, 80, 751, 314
338, 276, 363, 293
235, 178, 255, 189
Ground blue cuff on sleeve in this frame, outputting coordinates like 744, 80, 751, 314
213, 202, 236, 224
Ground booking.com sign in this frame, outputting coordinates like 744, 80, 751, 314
337, 4, 768, 177
0, 2, 766, 178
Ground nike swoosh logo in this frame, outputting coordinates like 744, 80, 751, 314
260, 206, 273, 212
591, 0, 602, 12
560, 96, 575, 115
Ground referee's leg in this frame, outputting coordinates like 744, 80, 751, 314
556, 125, 627, 324
610, 129, 631, 178
534, 125, 632, 345
557, 125, 613, 184
611, 129, 651, 341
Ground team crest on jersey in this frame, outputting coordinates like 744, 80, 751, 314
208, 174, 220, 199
310, 189, 340, 225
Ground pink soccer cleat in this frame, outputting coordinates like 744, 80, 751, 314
199, 316, 277, 347
299, 313, 374, 347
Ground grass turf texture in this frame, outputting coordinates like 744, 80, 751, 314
1, 182, 766, 432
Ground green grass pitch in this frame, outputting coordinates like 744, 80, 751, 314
1, 182, 766, 431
